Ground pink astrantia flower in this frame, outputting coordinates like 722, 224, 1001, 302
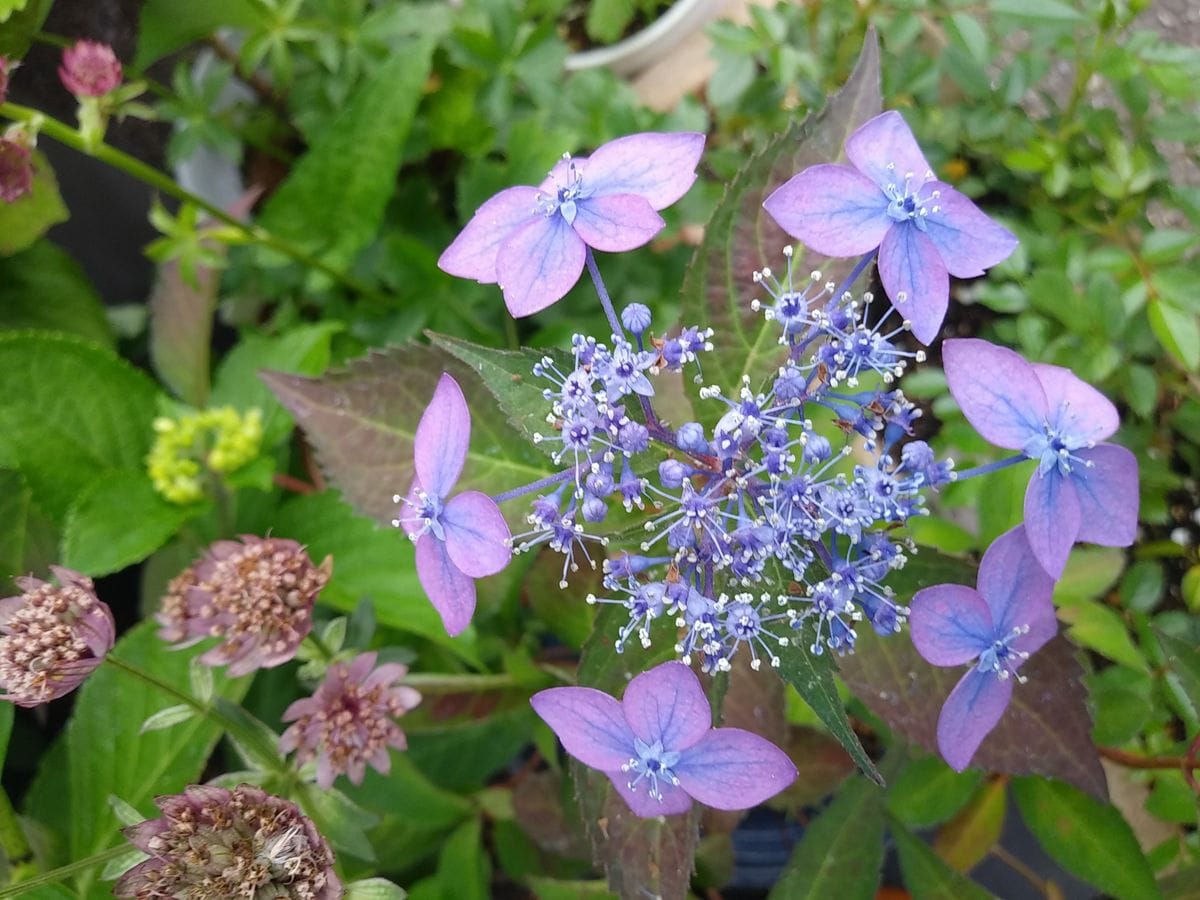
392, 373, 511, 636
114, 783, 341, 899
59, 40, 122, 97
280, 651, 422, 789
909, 525, 1057, 771
0, 566, 115, 707
438, 132, 705, 317
532, 660, 796, 817
156, 536, 331, 676
943, 337, 1138, 578
763, 111, 1017, 344
0, 138, 33, 204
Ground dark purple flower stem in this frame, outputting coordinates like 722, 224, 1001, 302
953, 453, 1027, 482
584, 247, 662, 431
790, 249, 878, 362
492, 467, 578, 504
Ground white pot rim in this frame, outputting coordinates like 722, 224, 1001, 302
564, 0, 727, 78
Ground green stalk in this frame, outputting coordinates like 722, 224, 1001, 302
0, 784, 36, 886
0, 101, 379, 300
0, 846, 130, 898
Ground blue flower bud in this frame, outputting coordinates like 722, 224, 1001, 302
621, 303, 653, 334
658, 459, 689, 489
676, 421, 708, 453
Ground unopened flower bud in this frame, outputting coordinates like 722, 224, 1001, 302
676, 422, 708, 453
59, 40, 122, 97
621, 303, 652, 335
0, 566, 115, 706
0, 138, 32, 204
659, 459, 689, 489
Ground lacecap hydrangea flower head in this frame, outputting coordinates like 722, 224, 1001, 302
438, 132, 705, 317
763, 111, 1017, 344
532, 661, 796, 817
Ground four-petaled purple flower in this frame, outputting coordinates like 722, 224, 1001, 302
909, 525, 1057, 771
763, 111, 1017, 345
944, 337, 1138, 578
531, 660, 796, 817
394, 373, 511, 636
438, 132, 705, 318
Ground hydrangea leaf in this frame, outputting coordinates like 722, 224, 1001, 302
1012, 776, 1157, 900
0, 152, 68, 257
262, 342, 550, 529
0, 241, 112, 347
22, 623, 249, 899
837, 550, 1107, 799
570, 605, 698, 900
888, 815, 993, 900
256, 39, 435, 275
769, 774, 886, 900
0, 469, 58, 592
932, 777, 1006, 872
62, 470, 198, 577
679, 29, 880, 429
887, 754, 984, 829
0, 332, 162, 522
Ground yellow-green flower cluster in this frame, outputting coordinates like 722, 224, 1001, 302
147, 407, 264, 504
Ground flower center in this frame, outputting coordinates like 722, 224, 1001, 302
535, 156, 585, 225
975, 624, 1031, 680
622, 738, 682, 801
883, 167, 940, 232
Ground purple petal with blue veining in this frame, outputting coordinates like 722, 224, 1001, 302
622, 661, 711, 752
1030, 363, 1120, 444
938, 668, 1014, 772
921, 182, 1018, 277
414, 373, 469, 499
608, 770, 693, 818
1023, 468, 1080, 579
572, 193, 664, 253
1073, 444, 1139, 548
438, 186, 539, 283
497, 214, 587, 317
762, 164, 891, 256
910, 584, 995, 666
583, 132, 705, 210
443, 490, 511, 578
943, 338, 1049, 450
976, 525, 1057, 656
673, 727, 797, 810
414, 533, 475, 636
878, 223, 949, 344
845, 111, 935, 191
531, 686, 635, 771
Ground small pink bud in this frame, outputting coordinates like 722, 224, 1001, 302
58, 40, 122, 98
0, 138, 33, 204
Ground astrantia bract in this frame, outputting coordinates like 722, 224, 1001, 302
438, 132, 705, 317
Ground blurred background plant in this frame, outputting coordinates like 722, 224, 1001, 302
0, 0, 1197, 897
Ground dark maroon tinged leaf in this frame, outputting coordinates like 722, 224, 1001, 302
148, 254, 218, 407
679, 29, 882, 429
569, 606, 699, 900
773, 727, 855, 812
837, 548, 1107, 799
261, 342, 551, 528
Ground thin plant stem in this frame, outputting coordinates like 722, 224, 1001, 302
585, 248, 623, 338
0, 101, 379, 300
492, 467, 578, 504
0, 845, 130, 898
952, 454, 1027, 482
992, 844, 1056, 899
1097, 745, 1200, 772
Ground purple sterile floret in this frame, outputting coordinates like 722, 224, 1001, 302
909, 525, 1057, 771
531, 660, 796, 818
438, 132, 705, 318
762, 110, 1017, 344
393, 373, 511, 636
943, 337, 1138, 578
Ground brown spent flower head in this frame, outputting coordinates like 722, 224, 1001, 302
280, 652, 421, 789
114, 783, 342, 900
58, 40, 122, 97
157, 536, 330, 677
0, 138, 32, 204
0, 566, 115, 707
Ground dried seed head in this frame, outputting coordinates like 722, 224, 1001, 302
280, 652, 421, 789
158, 536, 331, 676
0, 566, 115, 707
114, 783, 341, 900
58, 40, 122, 97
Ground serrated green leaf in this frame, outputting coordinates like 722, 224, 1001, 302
0, 241, 112, 346
770, 775, 885, 899
262, 342, 550, 529
1156, 629, 1200, 716
407, 706, 536, 793
679, 29, 881, 428
22, 623, 249, 899
1056, 601, 1148, 672
148, 257, 218, 406
0, 333, 162, 520
0, 152, 68, 256
62, 470, 196, 577
889, 815, 994, 900
0, 469, 58, 591
258, 39, 435, 273
135, 0, 267, 67
1013, 777, 1159, 900
213, 322, 341, 446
